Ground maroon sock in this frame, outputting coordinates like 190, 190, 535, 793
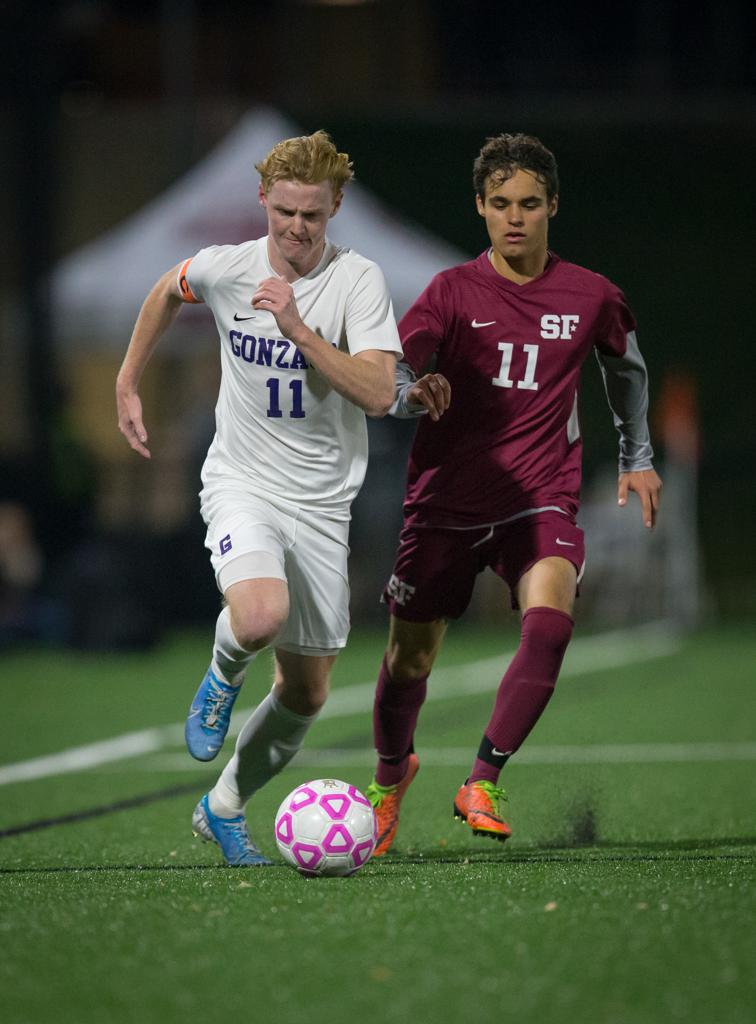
468, 607, 574, 785
373, 655, 428, 786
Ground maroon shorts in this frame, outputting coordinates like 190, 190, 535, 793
382, 511, 585, 621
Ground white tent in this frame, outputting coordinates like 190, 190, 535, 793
51, 107, 467, 349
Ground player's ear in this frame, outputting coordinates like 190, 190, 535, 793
548, 194, 559, 218
330, 189, 343, 217
258, 182, 267, 207
475, 193, 485, 217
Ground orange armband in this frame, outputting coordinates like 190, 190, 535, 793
177, 258, 201, 303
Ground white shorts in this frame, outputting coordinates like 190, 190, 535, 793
200, 486, 351, 656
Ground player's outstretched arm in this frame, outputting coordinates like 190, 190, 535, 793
597, 335, 660, 527
252, 275, 396, 416
116, 265, 184, 459
618, 469, 662, 529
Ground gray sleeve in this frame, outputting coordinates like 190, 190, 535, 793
595, 330, 655, 473
389, 361, 428, 419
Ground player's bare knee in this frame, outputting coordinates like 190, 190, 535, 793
386, 644, 435, 682
386, 618, 444, 681
275, 679, 329, 716
230, 606, 288, 652
303, 685, 329, 715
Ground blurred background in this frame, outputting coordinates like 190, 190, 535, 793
1, 0, 754, 651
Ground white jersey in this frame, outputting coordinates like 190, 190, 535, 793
180, 237, 402, 517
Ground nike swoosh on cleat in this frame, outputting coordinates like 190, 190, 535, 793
233, 313, 257, 321
474, 811, 507, 824
471, 319, 496, 328
556, 538, 576, 546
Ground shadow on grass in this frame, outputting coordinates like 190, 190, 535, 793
385, 835, 756, 867
2, 836, 754, 875
0, 779, 213, 839
0, 863, 277, 874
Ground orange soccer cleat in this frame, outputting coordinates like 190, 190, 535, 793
365, 753, 420, 856
453, 780, 512, 843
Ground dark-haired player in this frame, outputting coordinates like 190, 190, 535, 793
366, 133, 662, 854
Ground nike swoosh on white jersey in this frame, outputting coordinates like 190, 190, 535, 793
471, 319, 496, 328
556, 538, 576, 546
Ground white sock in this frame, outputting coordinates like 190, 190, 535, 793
208, 689, 319, 817
211, 605, 257, 687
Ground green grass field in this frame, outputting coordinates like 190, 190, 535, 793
1, 623, 754, 1024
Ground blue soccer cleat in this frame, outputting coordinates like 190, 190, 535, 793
191, 795, 272, 867
185, 667, 241, 761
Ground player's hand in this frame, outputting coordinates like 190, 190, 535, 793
117, 386, 151, 459
618, 469, 662, 529
252, 276, 304, 339
407, 373, 451, 421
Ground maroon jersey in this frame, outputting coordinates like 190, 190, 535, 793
399, 250, 635, 528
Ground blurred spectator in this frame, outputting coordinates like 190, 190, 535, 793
0, 501, 47, 646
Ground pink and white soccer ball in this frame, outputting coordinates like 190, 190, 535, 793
274, 778, 377, 876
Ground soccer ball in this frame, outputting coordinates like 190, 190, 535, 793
274, 778, 377, 877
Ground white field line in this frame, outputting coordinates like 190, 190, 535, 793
0, 726, 185, 785
0, 622, 683, 787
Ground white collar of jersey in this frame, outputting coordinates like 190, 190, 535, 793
263, 237, 341, 283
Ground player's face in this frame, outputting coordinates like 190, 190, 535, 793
476, 168, 557, 267
260, 179, 342, 276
